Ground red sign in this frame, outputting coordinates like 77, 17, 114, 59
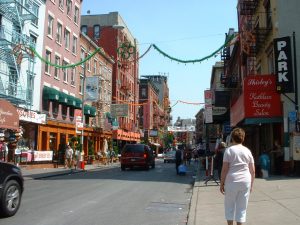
244, 75, 282, 118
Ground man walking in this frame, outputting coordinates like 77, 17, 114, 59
175, 147, 182, 174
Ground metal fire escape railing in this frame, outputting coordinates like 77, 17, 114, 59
0, 0, 37, 107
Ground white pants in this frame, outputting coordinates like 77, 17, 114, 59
224, 182, 251, 223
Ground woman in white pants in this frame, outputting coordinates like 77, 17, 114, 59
220, 128, 255, 225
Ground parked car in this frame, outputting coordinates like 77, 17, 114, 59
120, 144, 155, 170
0, 162, 24, 217
163, 150, 176, 163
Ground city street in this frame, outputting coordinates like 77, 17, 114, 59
0, 160, 196, 225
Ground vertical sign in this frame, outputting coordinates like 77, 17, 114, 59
274, 36, 294, 93
85, 76, 99, 101
204, 90, 213, 123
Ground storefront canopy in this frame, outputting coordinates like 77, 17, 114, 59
43, 86, 59, 101
58, 92, 68, 105
84, 105, 96, 117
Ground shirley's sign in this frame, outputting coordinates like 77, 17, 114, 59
244, 75, 282, 118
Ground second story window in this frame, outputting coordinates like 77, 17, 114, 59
62, 60, 68, 82
72, 35, 77, 54
45, 50, 51, 74
93, 59, 97, 74
64, 28, 70, 50
47, 15, 54, 37
56, 22, 62, 44
74, 6, 79, 24
71, 67, 76, 85
54, 55, 60, 79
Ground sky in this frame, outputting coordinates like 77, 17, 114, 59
82, 0, 238, 123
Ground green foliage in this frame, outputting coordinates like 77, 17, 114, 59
69, 136, 82, 152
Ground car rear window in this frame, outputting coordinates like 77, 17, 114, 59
122, 144, 145, 153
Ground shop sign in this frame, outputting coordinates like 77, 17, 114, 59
274, 36, 294, 93
212, 107, 227, 115
17, 108, 46, 124
111, 104, 129, 117
0, 99, 19, 130
34, 150, 53, 161
204, 90, 213, 123
85, 76, 99, 101
244, 75, 282, 118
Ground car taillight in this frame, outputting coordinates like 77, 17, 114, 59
143, 153, 147, 159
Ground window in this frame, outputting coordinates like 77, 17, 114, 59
87, 54, 91, 71
59, 0, 64, 9
81, 25, 87, 34
71, 67, 76, 85
45, 50, 51, 74
66, 0, 72, 17
64, 28, 70, 49
80, 48, 85, 67
93, 59, 97, 74
30, 34, 37, 46
79, 73, 84, 94
31, 3, 39, 26
141, 88, 146, 98
93, 25, 100, 40
56, 22, 62, 44
72, 35, 77, 54
74, 6, 79, 24
47, 15, 54, 36
62, 60, 68, 82
54, 55, 60, 78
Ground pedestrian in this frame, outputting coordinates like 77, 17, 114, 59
65, 144, 74, 169
220, 127, 255, 225
215, 141, 226, 180
258, 150, 270, 178
175, 147, 182, 174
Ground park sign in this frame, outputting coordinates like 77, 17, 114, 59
274, 36, 294, 93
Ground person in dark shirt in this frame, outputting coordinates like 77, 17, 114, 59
175, 148, 182, 174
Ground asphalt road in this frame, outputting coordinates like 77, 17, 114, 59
0, 160, 195, 225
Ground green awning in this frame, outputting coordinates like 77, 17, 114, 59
59, 92, 68, 105
84, 105, 97, 117
43, 86, 59, 101
67, 95, 76, 107
90, 106, 96, 117
74, 97, 82, 109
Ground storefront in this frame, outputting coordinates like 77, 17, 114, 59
230, 75, 283, 174
0, 99, 20, 162
112, 129, 140, 152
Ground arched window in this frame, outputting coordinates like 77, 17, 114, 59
93, 25, 100, 40
81, 25, 87, 34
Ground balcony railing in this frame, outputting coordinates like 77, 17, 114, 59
239, 0, 259, 15
0, 25, 36, 48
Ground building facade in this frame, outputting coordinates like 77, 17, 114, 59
81, 12, 140, 149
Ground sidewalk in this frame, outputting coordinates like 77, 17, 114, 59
188, 167, 300, 225
21, 162, 118, 180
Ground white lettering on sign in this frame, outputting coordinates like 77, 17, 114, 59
277, 40, 289, 82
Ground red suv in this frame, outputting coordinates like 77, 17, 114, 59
120, 144, 155, 170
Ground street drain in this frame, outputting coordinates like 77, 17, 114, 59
145, 202, 187, 213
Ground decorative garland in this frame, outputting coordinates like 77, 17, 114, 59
152, 34, 235, 64
29, 46, 103, 69
20, 33, 236, 68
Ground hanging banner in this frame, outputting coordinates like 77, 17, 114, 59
274, 36, 294, 93
204, 90, 213, 123
85, 76, 99, 101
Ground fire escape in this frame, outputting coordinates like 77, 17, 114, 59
239, 0, 272, 75
0, 0, 37, 107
